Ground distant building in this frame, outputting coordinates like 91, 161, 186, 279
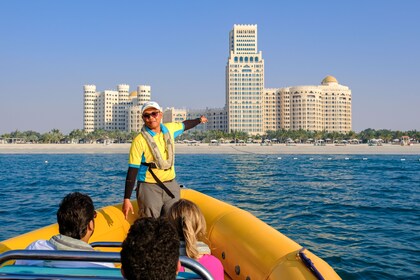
162, 107, 187, 123
263, 88, 280, 132
204, 107, 228, 132
83, 84, 151, 133
226, 24, 265, 135
83, 25, 352, 135
274, 76, 352, 134
224, 24, 352, 134
162, 107, 209, 133
166, 24, 351, 135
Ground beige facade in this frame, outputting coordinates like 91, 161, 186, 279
263, 88, 281, 132
163, 107, 187, 123
83, 85, 98, 133
224, 24, 352, 134
279, 88, 291, 130
321, 76, 352, 133
204, 107, 228, 132
137, 85, 151, 106
266, 76, 352, 133
287, 86, 325, 132
83, 25, 352, 135
127, 106, 143, 132
162, 107, 212, 133
83, 84, 151, 133
162, 107, 227, 133
126, 85, 152, 132
226, 24, 265, 135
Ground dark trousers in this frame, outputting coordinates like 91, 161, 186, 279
136, 179, 180, 218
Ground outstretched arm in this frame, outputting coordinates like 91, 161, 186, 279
183, 115, 208, 131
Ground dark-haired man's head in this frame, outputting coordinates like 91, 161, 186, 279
57, 192, 96, 241
121, 217, 180, 280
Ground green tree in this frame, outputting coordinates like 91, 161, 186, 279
376, 129, 393, 143
359, 128, 376, 143
25, 131, 41, 143
345, 130, 358, 141
69, 129, 85, 143
51, 129, 64, 143
88, 129, 107, 143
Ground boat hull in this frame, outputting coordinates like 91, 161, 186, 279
0, 189, 340, 279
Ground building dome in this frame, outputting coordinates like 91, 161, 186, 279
321, 75, 338, 85
129, 91, 137, 97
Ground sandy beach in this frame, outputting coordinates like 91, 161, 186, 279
0, 143, 419, 155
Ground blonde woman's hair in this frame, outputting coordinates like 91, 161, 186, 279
167, 199, 207, 259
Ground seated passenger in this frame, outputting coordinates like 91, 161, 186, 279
15, 192, 114, 268
167, 199, 224, 280
120, 217, 180, 280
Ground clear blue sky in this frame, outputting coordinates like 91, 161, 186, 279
1, 0, 419, 134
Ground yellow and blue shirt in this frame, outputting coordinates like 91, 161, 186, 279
128, 123, 184, 183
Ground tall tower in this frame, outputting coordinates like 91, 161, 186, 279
137, 85, 151, 106
126, 85, 152, 132
226, 24, 264, 135
117, 84, 130, 131
83, 85, 97, 133
321, 76, 352, 133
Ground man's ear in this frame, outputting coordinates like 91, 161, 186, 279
88, 220, 94, 232
177, 260, 181, 273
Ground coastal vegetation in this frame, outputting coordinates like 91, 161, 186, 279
1, 128, 419, 144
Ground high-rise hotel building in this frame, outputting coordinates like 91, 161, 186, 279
225, 24, 351, 134
226, 24, 265, 135
276, 76, 352, 132
83, 25, 351, 135
83, 84, 151, 132
261, 78, 352, 134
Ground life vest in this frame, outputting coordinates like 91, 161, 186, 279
139, 124, 176, 198
140, 124, 174, 170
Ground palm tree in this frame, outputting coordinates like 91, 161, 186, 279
10, 130, 25, 142
359, 128, 376, 143
345, 130, 357, 141
27, 134, 40, 143
314, 130, 324, 142
69, 129, 85, 143
91, 129, 107, 143
50, 129, 64, 143
376, 129, 392, 143
40, 132, 53, 143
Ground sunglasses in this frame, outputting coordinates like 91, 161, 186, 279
142, 111, 160, 119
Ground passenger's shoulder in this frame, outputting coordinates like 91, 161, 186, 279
199, 254, 223, 266
197, 241, 211, 255
26, 240, 55, 250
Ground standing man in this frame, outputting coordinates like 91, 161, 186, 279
122, 101, 207, 219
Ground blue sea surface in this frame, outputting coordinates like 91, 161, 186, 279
0, 154, 419, 279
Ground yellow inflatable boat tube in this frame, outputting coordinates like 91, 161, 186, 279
0, 189, 341, 279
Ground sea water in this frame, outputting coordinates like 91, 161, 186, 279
0, 154, 419, 279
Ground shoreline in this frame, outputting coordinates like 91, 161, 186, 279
1, 143, 419, 155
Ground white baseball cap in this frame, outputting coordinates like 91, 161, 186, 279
141, 101, 162, 114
